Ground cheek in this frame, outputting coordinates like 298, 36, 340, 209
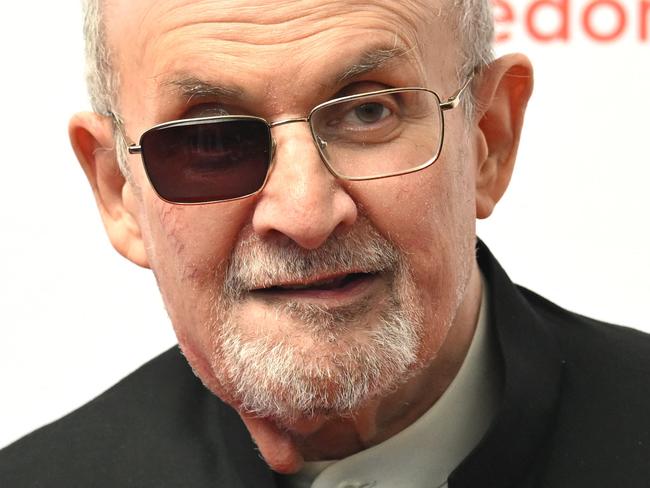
141, 197, 253, 350
354, 153, 477, 353
358, 152, 476, 263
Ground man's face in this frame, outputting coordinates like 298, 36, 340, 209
109, 0, 479, 424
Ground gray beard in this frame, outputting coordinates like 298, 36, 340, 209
208, 219, 425, 423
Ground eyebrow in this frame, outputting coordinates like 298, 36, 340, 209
162, 76, 244, 103
335, 46, 414, 85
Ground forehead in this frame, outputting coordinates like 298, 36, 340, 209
108, 0, 455, 115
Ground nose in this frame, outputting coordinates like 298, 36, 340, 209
251, 121, 358, 249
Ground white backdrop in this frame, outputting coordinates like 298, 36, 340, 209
1, 1, 648, 449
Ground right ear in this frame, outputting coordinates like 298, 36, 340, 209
69, 112, 150, 268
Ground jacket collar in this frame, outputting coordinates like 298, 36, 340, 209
448, 240, 565, 487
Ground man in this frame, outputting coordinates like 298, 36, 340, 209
1, 0, 649, 486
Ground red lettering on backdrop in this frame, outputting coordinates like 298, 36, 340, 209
526, 0, 570, 41
582, 0, 628, 41
493, 0, 515, 41
641, 0, 650, 40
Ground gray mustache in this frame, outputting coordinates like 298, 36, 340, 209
222, 223, 400, 297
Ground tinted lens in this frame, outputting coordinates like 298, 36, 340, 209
140, 118, 272, 203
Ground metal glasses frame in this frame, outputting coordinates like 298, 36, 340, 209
111, 77, 472, 205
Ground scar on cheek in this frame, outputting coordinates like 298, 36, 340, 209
181, 263, 209, 283
153, 204, 191, 254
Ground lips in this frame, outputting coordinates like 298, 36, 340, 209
252, 272, 376, 294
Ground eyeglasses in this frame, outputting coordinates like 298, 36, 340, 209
112, 79, 472, 204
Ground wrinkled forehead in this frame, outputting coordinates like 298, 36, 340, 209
106, 0, 457, 114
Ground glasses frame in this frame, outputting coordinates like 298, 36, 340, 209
111, 77, 472, 205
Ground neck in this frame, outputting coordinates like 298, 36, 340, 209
241, 261, 483, 473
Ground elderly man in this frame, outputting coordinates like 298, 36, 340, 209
2, 0, 649, 486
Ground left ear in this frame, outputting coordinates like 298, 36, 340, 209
471, 53, 534, 219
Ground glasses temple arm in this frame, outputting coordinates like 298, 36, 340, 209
108, 112, 142, 154
440, 76, 473, 111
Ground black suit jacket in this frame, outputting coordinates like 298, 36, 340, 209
2, 242, 649, 487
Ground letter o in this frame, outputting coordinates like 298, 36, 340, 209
582, 0, 628, 41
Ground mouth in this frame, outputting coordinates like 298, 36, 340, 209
250, 272, 379, 300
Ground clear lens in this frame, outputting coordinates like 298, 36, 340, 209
310, 88, 443, 178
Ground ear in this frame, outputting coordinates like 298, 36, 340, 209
472, 54, 534, 219
69, 112, 150, 268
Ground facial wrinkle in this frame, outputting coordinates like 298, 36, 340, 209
133, 0, 429, 61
